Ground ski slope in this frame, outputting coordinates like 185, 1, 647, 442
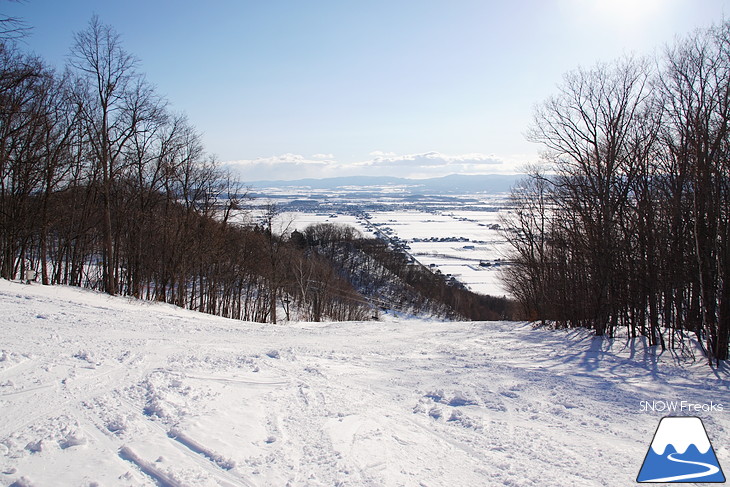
0, 279, 728, 486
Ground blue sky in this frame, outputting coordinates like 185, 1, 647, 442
4, 0, 728, 180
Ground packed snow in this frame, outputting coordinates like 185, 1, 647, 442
1, 279, 728, 486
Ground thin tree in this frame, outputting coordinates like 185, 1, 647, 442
69, 15, 142, 295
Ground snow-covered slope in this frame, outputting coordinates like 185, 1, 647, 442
0, 279, 728, 486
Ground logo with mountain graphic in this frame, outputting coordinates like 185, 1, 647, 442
637, 416, 725, 483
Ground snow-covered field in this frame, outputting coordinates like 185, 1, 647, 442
1, 279, 728, 486
247, 180, 514, 297
364, 209, 511, 296
277, 207, 512, 297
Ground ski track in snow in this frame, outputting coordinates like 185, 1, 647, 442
0, 279, 728, 486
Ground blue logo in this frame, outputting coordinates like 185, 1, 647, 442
637, 416, 725, 483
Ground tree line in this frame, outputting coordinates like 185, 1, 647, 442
1, 15, 513, 324
503, 21, 730, 364
0, 16, 377, 323
1, 18, 221, 289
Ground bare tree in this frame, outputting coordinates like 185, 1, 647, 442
69, 15, 142, 295
0, 1, 30, 42
260, 202, 295, 323
527, 56, 654, 335
659, 22, 730, 362
507, 22, 730, 364
500, 165, 554, 323
0, 45, 48, 279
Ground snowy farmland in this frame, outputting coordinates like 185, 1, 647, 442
1, 279, 728, 486
365, 209, 511, 296
248, 178, 515, 297
275, 208, 511, 297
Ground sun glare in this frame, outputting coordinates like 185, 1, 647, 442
593, 0, 665, 23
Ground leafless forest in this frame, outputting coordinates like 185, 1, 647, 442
0, 16, 510, 324
504, 22, 730, 364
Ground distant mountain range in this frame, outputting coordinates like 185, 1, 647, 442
246, 174, 523, 194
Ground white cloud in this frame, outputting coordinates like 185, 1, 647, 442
311, 153, 335, 160
225, 151, 524, 181
354, 151, 508, 178
225, 154, 338, 181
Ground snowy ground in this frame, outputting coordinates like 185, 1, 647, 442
1, 279, 728, 487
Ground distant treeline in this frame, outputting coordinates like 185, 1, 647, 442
0, 16, 512, 323
503, 22, 730, 364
